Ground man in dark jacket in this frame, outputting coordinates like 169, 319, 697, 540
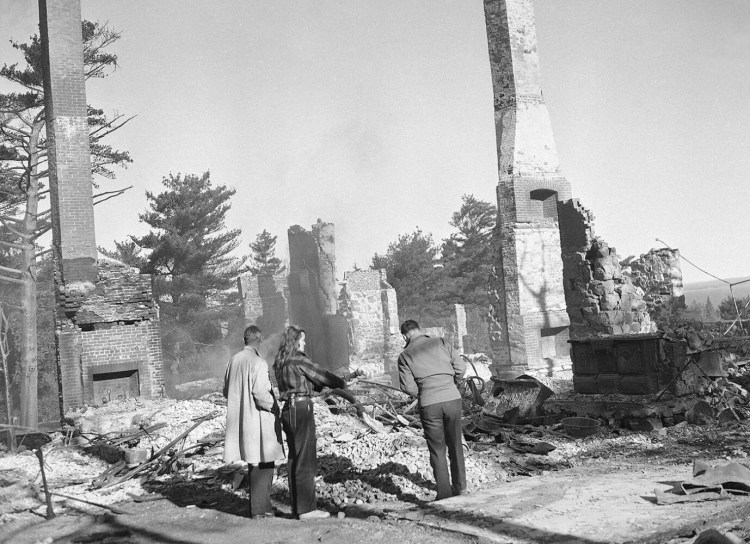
397, 320, 467, 500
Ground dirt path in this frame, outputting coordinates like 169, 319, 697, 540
1, 499, 475, 544
385, 460, 750, 543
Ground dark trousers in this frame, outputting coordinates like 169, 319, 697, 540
281, 398, 317, 515
248, 462, 275, 516
419, 398, 466, 500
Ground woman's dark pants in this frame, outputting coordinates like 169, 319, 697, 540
281, 398, 317, 515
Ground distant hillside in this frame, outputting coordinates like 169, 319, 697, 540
683, 277, 750, 306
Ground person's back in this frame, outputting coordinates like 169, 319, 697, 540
397, 320, 466, 501
398, 334, 464, 407
223, 326, 284, 518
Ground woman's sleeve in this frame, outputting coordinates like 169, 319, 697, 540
297, 356, 347, 390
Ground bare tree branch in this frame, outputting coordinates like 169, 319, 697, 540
0, 216, 26, 239
0, 240, 25, 250
90, 114, 136, 139
0, 214, 23, 224
0, 275, 25, 285
93, 184, 132, 206
0, 264, 22, 276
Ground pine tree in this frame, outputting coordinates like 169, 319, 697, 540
132, 172, 246, 384
704, 297, 718, 322
98, 240, 146, 270
249, 229, 285, 276
442, 194, 497, 308
719, 295, 750, 321
373, 229, 451, 325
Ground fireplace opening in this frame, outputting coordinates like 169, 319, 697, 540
540, 326, 569, 359
93, 369, 140, 404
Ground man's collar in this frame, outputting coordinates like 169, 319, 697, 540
405, 333, 429, 347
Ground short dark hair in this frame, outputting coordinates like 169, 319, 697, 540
400, 320, 420, 335
244, 325, 263, 345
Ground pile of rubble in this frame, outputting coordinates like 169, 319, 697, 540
5, 366, 750, 524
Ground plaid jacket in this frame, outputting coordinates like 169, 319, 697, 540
275, 352, 347, 401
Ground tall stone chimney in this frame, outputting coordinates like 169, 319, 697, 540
39, 0, 164, 415
484, 0, 571, 377
39, 0, 97, 285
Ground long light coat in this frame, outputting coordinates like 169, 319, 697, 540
223, 346, 285, 465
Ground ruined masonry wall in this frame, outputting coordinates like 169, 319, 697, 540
627, 249, 683, 319
60, 321, 163, 409
343, 270, 401, 376
558, 200, 653, 339
237, 272, 289, 334
57, 260, 164, 412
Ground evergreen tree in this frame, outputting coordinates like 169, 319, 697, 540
98, 239, 146, 270
704, 297, 718, 322
441, 194, 497, 308
719, 295, 750, 321
440, 194, 497, 353
249, 229, 285, 276
373, 229, 451, 325
132, 172, 246, 385
685, 300, 704, 322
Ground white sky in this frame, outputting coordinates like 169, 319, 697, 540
2, 0, 749, 285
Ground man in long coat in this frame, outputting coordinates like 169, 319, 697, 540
224, 325, 285, 518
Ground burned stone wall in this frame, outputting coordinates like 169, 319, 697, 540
340, 269, 401, 377
559, 199, 654, 339
626, 248, 684, 323
288, 221, 347, 370
237, 272, 289, 335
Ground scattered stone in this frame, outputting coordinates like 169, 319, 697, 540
687, 401, 716, 425
694, 528, 744, 544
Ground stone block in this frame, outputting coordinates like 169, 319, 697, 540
626, 418, 662, 432
600, 293, 620, 311
590, 281, 606, 297
619, 376, 659, 395
593, 264, 615, 281
686, 400, 716, 425
124, 448, 149, 466
596, 374, 620, 394
573, 376, 598, 394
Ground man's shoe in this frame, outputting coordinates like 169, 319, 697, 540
251, 512, 275, 519
298, 510, 330, 520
